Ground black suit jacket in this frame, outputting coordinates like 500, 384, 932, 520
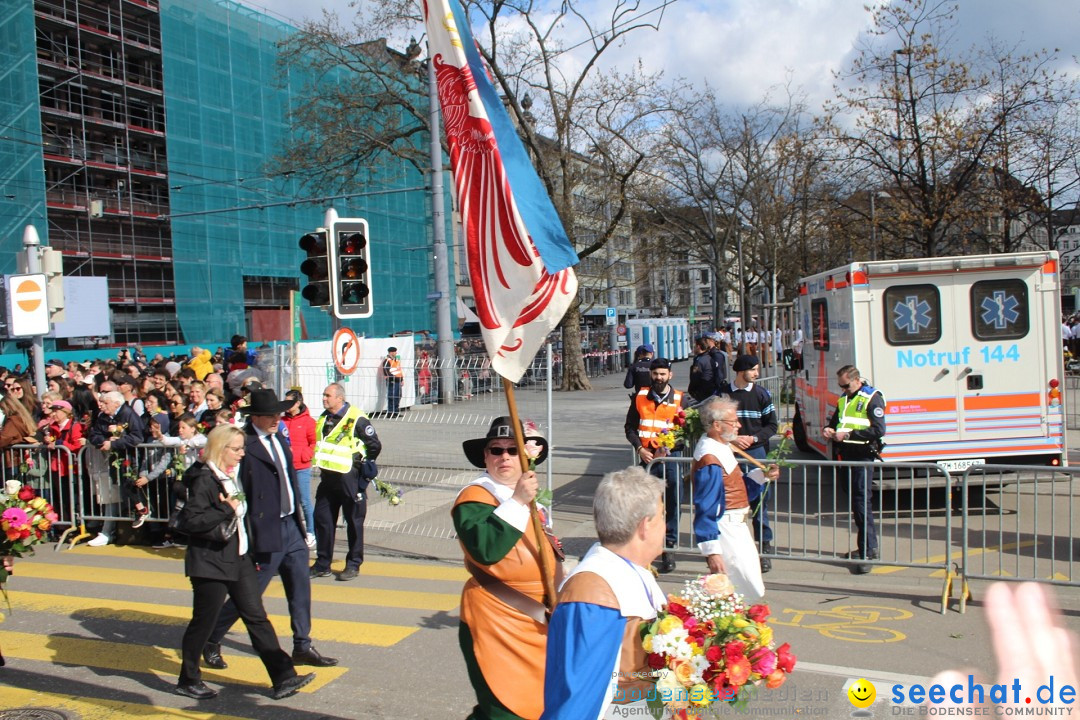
239, 424, 306, 555
183, 462, 244, 581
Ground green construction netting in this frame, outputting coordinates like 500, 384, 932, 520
0, 0, 48, 273
159, 0, 454, 344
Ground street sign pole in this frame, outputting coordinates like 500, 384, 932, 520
22, 226, 46, 399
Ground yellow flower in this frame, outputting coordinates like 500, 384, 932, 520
758, 626, 773, 646
691, 644, 704, 656
732, 617, 751, 629
643, 635, 654, 653
689, 684, 712, 707
659, 615, 683, 634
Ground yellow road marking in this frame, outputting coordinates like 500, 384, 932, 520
0, 685, 254, 718
0, 630, 346, 692
871, 541, 1038, 574
16, 563, 460, 611
2, 591, 416, 647
65, 544, 470, 581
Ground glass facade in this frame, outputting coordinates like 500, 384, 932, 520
0, 0, 453, 348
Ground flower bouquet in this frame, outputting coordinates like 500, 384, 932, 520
1, 480, 59, 603
641, 573, 796, 719
372, 476, 402, 506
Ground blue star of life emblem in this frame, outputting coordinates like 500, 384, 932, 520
979, 291, 1020, 330
893, 295, 933, 334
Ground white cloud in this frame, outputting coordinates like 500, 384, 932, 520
237, 0, 1080, 113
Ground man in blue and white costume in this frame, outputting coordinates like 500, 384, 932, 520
542, 466, 666, 720
692, 397, 779, 602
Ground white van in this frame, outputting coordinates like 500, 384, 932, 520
792, 252, 1066, 471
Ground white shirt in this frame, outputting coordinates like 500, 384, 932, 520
256, 426, 294, 517
208, 460, 248, 556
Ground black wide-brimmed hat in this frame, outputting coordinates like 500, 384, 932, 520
462, 416, 549, 468
238, 388, 293, 416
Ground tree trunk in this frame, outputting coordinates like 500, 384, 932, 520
559, 299, 592, 391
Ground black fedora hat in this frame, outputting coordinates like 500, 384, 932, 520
462, 416, 548, 468
238, 388, 293, 416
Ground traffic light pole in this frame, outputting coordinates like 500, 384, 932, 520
22, 226, 46, 399
428, 58, 455, 405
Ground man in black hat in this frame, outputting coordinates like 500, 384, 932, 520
728, 354, 778, 572
381, 346, 404, 417
309, 383, 382, 582
201, 389, 338, 670
623, 357, 693, 573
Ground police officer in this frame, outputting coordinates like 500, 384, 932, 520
382, 347, 404, 417
624, 358, 693, 573
823, 365, 885, 574
309, 383, 382, 582
623, 344, 654, 395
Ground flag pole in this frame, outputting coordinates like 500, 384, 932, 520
502, 377, 557, 613
732, 445, 770, 470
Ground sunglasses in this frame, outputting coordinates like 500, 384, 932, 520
486, 446, 519, 457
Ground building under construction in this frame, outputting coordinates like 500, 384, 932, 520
0, 0, 449, 348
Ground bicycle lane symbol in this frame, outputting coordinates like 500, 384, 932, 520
771, 605, 913, 643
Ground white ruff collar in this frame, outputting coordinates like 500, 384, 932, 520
693, 436, 738, 473
566, 543, 664, 619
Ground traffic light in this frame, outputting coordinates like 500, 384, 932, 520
299, 229, 330, 307
41, 246, 65, 324
330, 218, 372, 319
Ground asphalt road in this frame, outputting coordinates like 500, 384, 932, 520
1, 361, 1078, 718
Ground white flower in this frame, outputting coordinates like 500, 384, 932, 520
5, 480, 21, 496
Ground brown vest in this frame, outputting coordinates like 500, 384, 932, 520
692, 453, 749, 510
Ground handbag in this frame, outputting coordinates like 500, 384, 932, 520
168, 502, 239, 542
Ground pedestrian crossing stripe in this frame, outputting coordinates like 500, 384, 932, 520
3, 591, 415, 647
0, 630, 347, 692
69, 545, 471, 582
16, 562, 461, 612
1, 685, 251, 718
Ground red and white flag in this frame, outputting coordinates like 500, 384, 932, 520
423, 0, 578, 383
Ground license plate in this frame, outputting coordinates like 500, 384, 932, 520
937, 458, 986, 472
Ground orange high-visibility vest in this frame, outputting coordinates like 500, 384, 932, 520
635, 387, 682, 449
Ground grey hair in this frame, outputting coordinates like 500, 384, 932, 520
594, 466, 665, 545
699, 396, 738, 427
326, 383, 345, 398
101, 390, 124, 405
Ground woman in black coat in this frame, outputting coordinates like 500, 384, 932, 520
175, 424, 314, 701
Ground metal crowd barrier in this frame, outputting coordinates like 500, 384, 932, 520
647, 455, 962, 612
0, 443, 78, 544
957, 464, 1080, 612
74, 443, 184, 542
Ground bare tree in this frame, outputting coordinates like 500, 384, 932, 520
824, 0, 1074, 258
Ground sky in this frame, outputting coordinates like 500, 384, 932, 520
236, 0, 1080, 114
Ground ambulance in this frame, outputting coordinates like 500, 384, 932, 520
791, 251, 1066, 472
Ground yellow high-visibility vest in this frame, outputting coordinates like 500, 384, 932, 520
314, 405, 366, 472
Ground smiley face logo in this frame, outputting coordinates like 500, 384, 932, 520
848, 678, 876, 708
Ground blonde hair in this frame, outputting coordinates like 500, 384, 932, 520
204, 424, 244, 468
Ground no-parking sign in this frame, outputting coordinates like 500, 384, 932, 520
5, 274, 49, 336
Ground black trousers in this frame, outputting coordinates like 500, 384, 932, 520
209, 516, 313, 653
313, 475, 367, 571
179, 556, 295, 686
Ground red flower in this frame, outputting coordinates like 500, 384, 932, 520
747, 604, 771, 622
724, 641, 745, 660
784, 429, 793, 438
705, 645, 723, 663
647, 652, 666, 670
667, 601, 690, 619
19, 528, 31, 539
17, 485, 35, 500
123, 458, 131, 467
726, 655, 752, 686
776, 642, 797, 673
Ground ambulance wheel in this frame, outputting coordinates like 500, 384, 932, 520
792, 407, 811, 453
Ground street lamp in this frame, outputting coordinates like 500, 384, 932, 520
870, 190, 891, 261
